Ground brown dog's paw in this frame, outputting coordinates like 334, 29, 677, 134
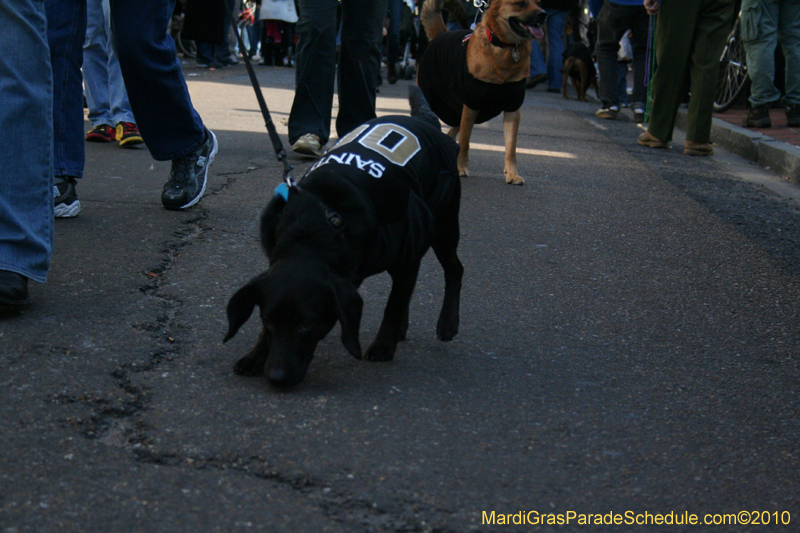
364, 340, 397, 362
234, 355, 266, 376
458, 167, 469, 178
504, 172, 524, 186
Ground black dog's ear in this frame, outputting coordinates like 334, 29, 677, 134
224, 274, 268, 343
330, 278, 363, 360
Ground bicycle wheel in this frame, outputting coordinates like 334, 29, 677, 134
714, 17, 749, 113
176, 29, 197, 59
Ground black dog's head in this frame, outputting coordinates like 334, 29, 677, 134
224, 258, 363, 388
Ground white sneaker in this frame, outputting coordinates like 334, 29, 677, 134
292, 133, 325, 158
595, 106, 619, 120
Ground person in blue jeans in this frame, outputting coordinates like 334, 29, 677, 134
741, 0, 800, 128
527, 39, 548, 89
83, 0, 144, 148
109, 0, 218, 211
0, 0, 54, 305
594, 0, 649, 122
46, 0, 87, 219
539, 0, 577, 93
195, 0, 239, 68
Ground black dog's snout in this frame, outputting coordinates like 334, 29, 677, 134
269, 366, 286, 382
268, 368, 300, 388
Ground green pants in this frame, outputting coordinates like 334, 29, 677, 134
648, 0, 737, 143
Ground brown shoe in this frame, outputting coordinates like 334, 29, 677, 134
638, 131, 668, 149
684, 141, 713, 156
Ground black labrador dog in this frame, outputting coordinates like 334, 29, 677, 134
224, 87, 463, 388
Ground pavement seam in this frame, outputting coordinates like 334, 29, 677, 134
130, 448, 461, 533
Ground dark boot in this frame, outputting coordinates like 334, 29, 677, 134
387, 63, 398, 84
0, 270, 29, 306
743, 105, 771, 128
787, 105, 800, 128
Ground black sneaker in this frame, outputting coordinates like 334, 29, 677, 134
743, 105, 771, 128
787, 105, 800, 128
387, 63, 398, 85
0, 270, 29, 307
54, 176, 81, 218
162, 129, 218, 210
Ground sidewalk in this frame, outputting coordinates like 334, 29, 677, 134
676, 105, 800, 184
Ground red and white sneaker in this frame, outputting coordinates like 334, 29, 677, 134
85, 124, 116, 142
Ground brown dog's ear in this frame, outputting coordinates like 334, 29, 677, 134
331, 278, 363, 359
224, 274, 268, 343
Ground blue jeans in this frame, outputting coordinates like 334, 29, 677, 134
46, 0, 86, 179
529, 40, 546, 77
742, 0, 800, 107
196, 0, 235, 65
545, 9, 569, 90
109, 0, 206, 161
0, 0, 54, 282
588, 0, 604, 18
84, 0, 135, 128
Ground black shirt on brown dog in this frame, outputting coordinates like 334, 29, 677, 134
417, 30, 528, 127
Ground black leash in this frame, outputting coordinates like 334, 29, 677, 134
225, 4, 296, 187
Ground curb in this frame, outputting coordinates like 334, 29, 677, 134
676, 108, 800, 184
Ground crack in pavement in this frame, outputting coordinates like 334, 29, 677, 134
131, 448, 462, 533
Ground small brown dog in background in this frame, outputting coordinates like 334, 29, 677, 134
561, 42, 598, 102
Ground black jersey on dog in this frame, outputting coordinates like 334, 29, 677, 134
225, 103, 463, 388
303, 115, 459, 276
417, 30, 527, 127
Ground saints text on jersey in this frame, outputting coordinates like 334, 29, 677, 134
308, 122, 422, 179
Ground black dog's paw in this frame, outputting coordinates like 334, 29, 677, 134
234, 355, 266, 376
436, 313, 459, 341
364, 340, 397, 362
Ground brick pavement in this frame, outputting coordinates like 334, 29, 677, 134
714, 107, 800, 149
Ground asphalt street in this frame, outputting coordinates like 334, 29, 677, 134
1, 64, 799, 533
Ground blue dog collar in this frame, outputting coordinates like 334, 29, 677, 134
275, 182, 290, 201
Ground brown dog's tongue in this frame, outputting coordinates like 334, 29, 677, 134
529, 25, 544, 40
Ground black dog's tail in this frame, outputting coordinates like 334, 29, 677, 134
408, 85, 441, 130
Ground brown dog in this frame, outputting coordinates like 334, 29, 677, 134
417, 0, 546, 185
561, 42, 598, 102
